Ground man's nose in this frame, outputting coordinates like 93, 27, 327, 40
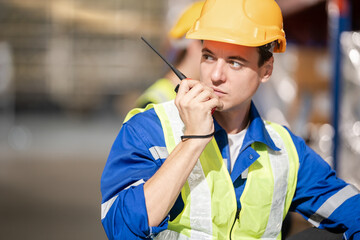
211, 59, 226, 83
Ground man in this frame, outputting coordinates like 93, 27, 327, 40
101, 0, 360, 239
135, 1, 204, 108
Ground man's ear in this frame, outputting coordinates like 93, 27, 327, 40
260, 56, 274, 83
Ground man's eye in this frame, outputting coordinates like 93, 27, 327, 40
203, 54, 214, 61
230, 61, 241, 68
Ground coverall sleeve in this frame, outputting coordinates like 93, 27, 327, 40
287, 129, 360, 239
100, 116, 169, 240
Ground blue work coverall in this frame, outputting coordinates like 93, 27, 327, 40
101, 103, 360, 239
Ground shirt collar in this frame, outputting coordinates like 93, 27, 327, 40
214, 102, 280, 152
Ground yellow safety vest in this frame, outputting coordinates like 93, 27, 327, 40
124, 101, 299, 240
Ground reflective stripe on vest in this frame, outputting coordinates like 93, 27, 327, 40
153, 101, 299, 240
233, 122, 299, 240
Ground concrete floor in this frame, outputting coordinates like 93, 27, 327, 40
0, 158, 106, 239
0, 114, 118, 240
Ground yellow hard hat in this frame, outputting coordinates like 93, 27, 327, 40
168, 1, 205, 39
186, 0, 286, 52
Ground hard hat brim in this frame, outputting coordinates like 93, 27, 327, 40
186, 28, 286, 53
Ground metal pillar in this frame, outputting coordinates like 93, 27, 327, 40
329, 0, 351, 171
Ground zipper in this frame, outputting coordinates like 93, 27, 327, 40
229, 209, 240, 240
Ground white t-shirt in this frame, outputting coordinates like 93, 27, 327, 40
227, 128, 247, 174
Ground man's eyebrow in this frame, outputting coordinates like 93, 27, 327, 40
202, 47, 249, 63
228, 55, 248, 63
201, 48, 214, 54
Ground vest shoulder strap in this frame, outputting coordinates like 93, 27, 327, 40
123, 103, 155, 123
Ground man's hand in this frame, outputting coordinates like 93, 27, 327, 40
145, 79, 223, 227
175, 79, 223, 137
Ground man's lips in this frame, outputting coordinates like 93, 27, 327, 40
213, 88, 226, 95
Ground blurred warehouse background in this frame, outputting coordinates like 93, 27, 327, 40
0, 0, 359, 239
